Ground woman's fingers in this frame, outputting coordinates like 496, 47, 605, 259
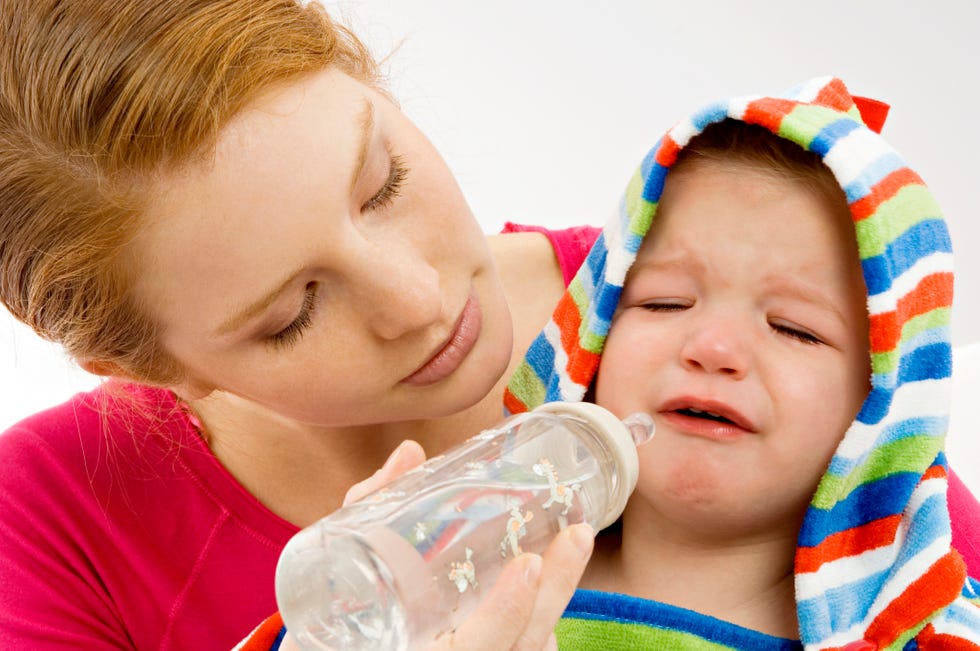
427, 522, 594, 651
511, 523, 594, 651
342, 439, 426, 505
428, 553, 543, 651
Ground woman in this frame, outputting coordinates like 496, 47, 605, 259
0, 1, 592, 648
0, 1, 976, 650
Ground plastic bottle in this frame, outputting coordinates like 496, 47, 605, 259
275, 401, 655, 651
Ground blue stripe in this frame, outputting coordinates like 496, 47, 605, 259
270, 625, 287, 651
857, 386, 892, 424
899, 342, 952, 384
689, 101, 730, 131
524, 332, 556, 388
871, 326, 952, 390
842, 152, 907, 203
797, 567, 889, 640
890, 492, 949, 569
564, 589, 803, 650
809, 118, 861, 156
638, 139, 662, 180
799, 473, 919, 546
641, 161, 669, 203
862, 219, 951, 296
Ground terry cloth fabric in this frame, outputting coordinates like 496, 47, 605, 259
505, 76, 980, 649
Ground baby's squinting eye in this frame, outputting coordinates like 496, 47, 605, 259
362, 154, 408, 212
770, 321, 822, 345
640, 300, 691, 312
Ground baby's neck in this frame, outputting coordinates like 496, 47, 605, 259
582, 509, 800, 639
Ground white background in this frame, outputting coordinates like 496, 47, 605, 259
2, 1, 978, 492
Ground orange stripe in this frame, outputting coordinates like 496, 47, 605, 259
796, 515, 901, 573
743, 98, 797, 132
850, 167, 924, 222
554, 292, 582, 358
915, 623, 980, 650
237, 612, 284, 651
869, 272, 953, 354
813, 78, 853, 113
864, 551, 967, 648
922, 464, 948, 482
568, 348, 601, 388
655, 133, 681, 167
503, 388, 527, 415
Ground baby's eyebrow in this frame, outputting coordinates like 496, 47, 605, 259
764, 277, 847, 323
627, 255, 706, 281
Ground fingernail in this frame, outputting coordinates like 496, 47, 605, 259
521, 554, 542, 586
568, 523, 595, 559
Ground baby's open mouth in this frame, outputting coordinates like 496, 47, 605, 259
676, 408, 734, 424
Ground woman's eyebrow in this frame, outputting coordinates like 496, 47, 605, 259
348, 97, 375, 195
215, 267, 306, 337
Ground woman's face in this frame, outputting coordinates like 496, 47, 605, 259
132, 68, 513, 426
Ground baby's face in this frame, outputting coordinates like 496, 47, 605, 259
596, 159, 870, 537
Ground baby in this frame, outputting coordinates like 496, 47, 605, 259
507, 77, 980, 648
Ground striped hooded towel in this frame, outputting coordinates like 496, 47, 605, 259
505, 77, 980, 650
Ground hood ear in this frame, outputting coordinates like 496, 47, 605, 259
852, 96, 889, 134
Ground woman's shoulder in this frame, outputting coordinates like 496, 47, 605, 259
495, 222, 601, 286
0, 382, 199, 487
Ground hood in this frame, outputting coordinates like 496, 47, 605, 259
505, 77, 980, 648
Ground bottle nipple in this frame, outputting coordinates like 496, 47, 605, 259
622, 412, 655, 445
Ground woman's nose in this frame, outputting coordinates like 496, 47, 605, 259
354, 244, 443, 341
679, 312, 749, 379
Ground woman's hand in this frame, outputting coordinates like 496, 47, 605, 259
348, 439, 592, 649
424, 522, 593, 651
280, 440, 593, 651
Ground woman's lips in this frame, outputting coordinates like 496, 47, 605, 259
402, 293, 482, 386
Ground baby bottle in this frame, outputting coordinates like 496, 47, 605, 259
275, 401, 654, 651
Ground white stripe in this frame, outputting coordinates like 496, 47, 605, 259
806, 622, 869, 651
668, 117, 700, 147
866, 251, 953, 316
726, 95, 753, 120
786, 76, 834, 103
863, 534, 951, 623
834, 377, 950, 460
804, 535, 952, 648
542, 319, 582, 401
796, 543, 898, 601
904, 475, 948, 517
930, 598, 980, 637
823, 127, 896, 189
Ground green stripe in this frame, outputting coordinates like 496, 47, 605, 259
778, 104, 845, 147
557, 618, 737, 650
507, 360, 546, 410
812, 435, 943, 510
854, 185, 941, 259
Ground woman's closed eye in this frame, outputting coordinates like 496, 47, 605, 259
269, 283, 320, 349
362, 153, 408, 212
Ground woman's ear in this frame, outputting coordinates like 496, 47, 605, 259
77, 358, 215, 400
78, 358, 132, 380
